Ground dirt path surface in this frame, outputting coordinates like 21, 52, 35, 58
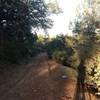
0, 53, 76, 100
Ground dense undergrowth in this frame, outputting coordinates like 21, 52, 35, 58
46, 35, 80, 69
46, 34, 100, 95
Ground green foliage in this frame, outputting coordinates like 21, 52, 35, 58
46, 34, 65, 58
64, 36, 77, 47
71, 0, 100, 37
46, 33, 100, 93
94, 67, 100, 89
46, 0, 62, 14
84, 45, 100, 87
29, 0, 53, 29
52, 50, 67, 64
70, 0, 100, 94
46, 34, 80, 69
0, 0, 52, 63
65, 49, 80, 69
37, 34, 45, 43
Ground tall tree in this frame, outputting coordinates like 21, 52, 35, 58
0, 0, 52, 62
72, 0, 100, 37
71, 0, 100, 93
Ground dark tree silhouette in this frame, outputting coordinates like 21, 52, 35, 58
0, 0, 52, 63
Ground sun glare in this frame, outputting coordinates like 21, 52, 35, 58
47, 0, 82, 37
37, 0, 82, 38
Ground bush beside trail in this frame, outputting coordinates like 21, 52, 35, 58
84, 45, 100, 94
46, 35, 80, 70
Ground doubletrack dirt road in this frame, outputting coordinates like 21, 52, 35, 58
0, 53, 80, 100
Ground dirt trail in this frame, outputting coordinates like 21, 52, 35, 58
0, 53, 76, 100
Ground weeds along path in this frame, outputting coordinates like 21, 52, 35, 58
0, 53, 77, 100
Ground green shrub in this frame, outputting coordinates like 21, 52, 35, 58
46, 37, 65, 58
84, 47, 100, 93
46, 34, 80, 69
65, 49, 80, 69
52, 50, 67, 64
